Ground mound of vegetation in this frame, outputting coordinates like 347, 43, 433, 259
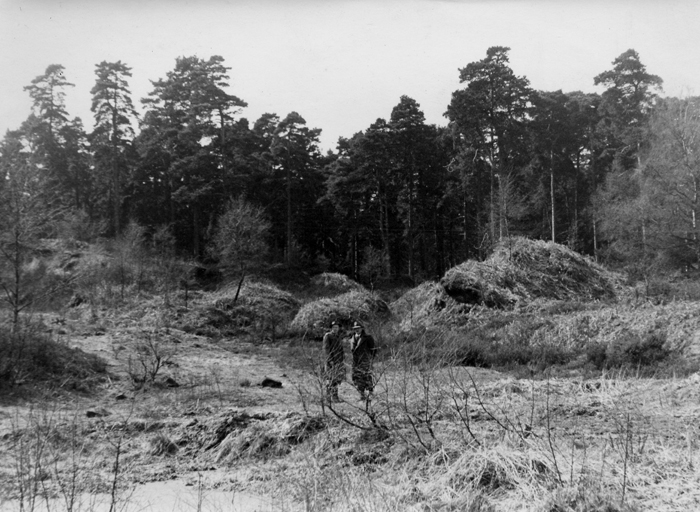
0, 325, 107, 391
442, 237, 618, 308
212, 281, 300, 312
307, 272, 364, 297
390, 282, 470, 331
533, 300, 700, 367
290, 290, 389, 337
178, 280, 300, 339
215, 412, 326, 463
407, 297, 700, 372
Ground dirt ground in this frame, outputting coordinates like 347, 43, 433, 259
2, 311, 700, 511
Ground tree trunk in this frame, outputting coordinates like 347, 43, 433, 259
193, 205, 201, 257
11, 224, 21, 331
408, 178, 414, 280
489, 164, 496, 242
593, 218, 598, 263
462, 174, 469, 259
499, 172, 505, 239
434, 209, 445, 277
234, 273, 245, 303
379, 196, 391, 277
286, 165, 292, 265
573, 152, 580, 249
111, 147, 121, 236
353, 231, 359, 281
550, 150, 556, 243
693, 175, 699, 264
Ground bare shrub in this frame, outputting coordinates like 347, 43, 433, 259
149, 225, 189, 306
544, 484, 640, 512
110, 221, 147, 301
126, 331, 172, 388
66, 223, 190, 314
1, 406, 135, 512
70, 226, 146, 309
209, 197, 271, 303
586, 331, 669, 371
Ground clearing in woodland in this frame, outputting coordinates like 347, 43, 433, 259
2, 238, 700, 512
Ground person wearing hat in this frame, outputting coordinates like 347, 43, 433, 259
322, 320, 345, 402
349, 321, 377, 400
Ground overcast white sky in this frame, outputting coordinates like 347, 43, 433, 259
1, 0, 699, 151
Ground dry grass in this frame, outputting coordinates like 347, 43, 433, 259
212, 280, 300, 312
215, 412, 325, 463
3, 333, 700, 511
148, 432, 179, 456
441, 237, 619, 310
389, 281, 471, 332
388, 238, 622, 337
308, 272, 365, 296
290, 290, 389, 337
174, 279, 301, 339
5, 236, 700, 511
261, 366, 700, 511
0, 323, 107, 391
527, 300, 700, 369
0, 405, 135, 509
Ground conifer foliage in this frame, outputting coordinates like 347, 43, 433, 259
0, 48, 696, 280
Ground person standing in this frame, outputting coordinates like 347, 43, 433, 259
322, 320, 345, 402
350, 321, 377, 400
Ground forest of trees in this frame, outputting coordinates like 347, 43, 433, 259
2, 47, 699, 284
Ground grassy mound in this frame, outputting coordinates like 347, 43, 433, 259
178, 280, 300, 339
307, 272, 364, 296
535, 299, 700, 367
390, 282, 470, 331
290, 290, 389, 337
442, 237, 618, 308
0, 325, 107, 391
441, 260, 522, 308
212, 280, 300, 312
389, 238, 621, 337
215, 412, 326, 463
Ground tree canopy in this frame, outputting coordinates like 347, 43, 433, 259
2, 48, 693, 284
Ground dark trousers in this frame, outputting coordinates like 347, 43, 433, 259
352, 359, 373, 394
325, 364, 344, 399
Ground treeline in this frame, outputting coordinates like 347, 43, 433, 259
1, 47, 699, 283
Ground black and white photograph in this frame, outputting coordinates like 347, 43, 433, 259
1, 1, 700, 510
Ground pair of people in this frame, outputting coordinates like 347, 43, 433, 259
322, 320, 376, 402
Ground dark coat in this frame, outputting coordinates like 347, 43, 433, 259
350, 331, 377, 393
350, 332, 377, 365
323, 330, 345, 383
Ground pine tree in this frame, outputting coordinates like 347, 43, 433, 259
90, 61, 139, 234
446, 47, 532, 247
